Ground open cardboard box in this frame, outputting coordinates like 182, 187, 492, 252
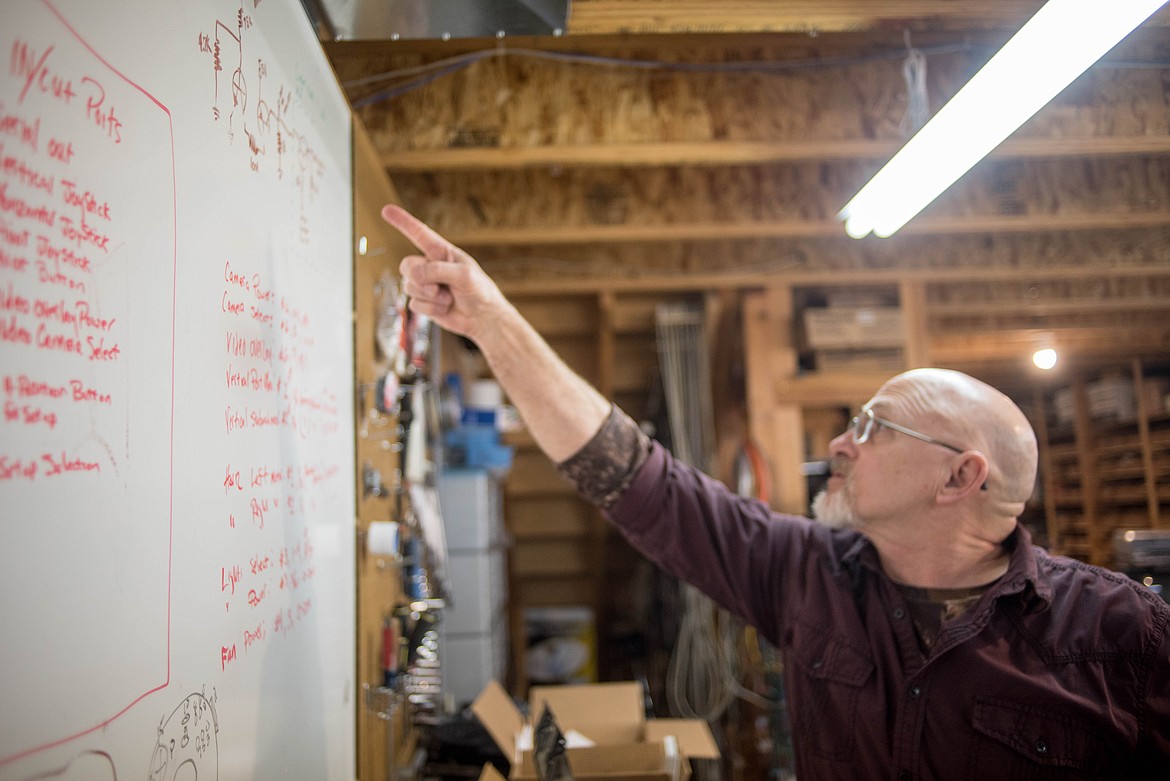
472, 681, 720, 781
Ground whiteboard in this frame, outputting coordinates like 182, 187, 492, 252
0, 1, 355, 779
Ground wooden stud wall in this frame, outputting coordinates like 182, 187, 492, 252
352, 118, 418, 780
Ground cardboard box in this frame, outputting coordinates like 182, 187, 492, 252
479, 764, 508, 781
1052, 387, 1075, 427
472, 681, 720, 780
1087, 374, 1136, 420
803, 307, 903, 350
513, 741, 682, 781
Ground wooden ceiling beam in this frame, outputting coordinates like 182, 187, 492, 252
930, 327, 1170, 363
489, 264, 1170, 297
449, 211, 1170, 246
565, 0, 1170, 35
381, 135, 1170, 171
566, 0, 1045, 35
929, 298, 1170, 318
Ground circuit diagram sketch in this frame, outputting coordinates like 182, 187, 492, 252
148, 690, 219, 781
196, 2, 325, 241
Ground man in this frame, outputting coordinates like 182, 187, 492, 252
383, 204, 1170, 779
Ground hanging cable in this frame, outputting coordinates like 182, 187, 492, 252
656, 303, 728, 722
655, 302, 752, 726
900, 30, 931, 136
656, 303, 783, 728
345, 42, 989, 107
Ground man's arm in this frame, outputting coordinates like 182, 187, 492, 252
382, 205, 610, 463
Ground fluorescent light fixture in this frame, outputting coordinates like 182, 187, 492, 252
839, 0, 1168, 239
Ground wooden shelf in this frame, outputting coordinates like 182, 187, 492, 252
1098, 485, 1154, 503
1052, 494, 1085, 507
447, 211, 1170, 247
382, 135, 1170, 172
1039, 360, 1170, 565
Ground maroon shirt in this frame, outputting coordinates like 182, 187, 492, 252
562, 418, 1170, 779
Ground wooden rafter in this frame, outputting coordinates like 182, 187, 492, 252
381, 135, 1170, 171
565, 0, 1170, 35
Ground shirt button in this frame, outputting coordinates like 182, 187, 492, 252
1034, 739, 1048, 755
893, 607, 906, 619
908, 685, 922, 699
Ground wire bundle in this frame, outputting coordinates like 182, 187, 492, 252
654, 304, 777, 725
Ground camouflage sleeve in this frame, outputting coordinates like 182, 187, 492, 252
555, 405, 651, 509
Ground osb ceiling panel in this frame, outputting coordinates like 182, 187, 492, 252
323, 0, 1170, 371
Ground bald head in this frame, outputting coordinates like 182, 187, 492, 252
869, 368, 1038, 514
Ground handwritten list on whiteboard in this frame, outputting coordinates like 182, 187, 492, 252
0, 1, 355, 779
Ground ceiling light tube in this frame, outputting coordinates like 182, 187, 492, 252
839, 0, 1168, 239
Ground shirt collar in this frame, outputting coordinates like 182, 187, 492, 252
836, 522, 1052, 611
997, 522, 1053, 611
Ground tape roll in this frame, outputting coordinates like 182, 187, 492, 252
367, 521, 400, 556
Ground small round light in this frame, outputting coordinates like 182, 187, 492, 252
1032, 347, 1057, 370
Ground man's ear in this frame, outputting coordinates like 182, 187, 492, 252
937, 451, 990, 504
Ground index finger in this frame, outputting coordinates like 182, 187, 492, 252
381, 204, 459, 263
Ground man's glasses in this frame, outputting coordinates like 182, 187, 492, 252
848, 408, 988, 489
849, 407, 966, 454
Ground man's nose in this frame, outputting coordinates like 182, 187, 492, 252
828, 430, 856, 458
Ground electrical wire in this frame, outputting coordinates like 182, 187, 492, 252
900, 31, 930, 136
344, 28, 1170, 110
667, 584, 736, 720
655, 303, 724, 722
345, 42, 990, 108
655, 303, 713, 471
654, 303, 781, 724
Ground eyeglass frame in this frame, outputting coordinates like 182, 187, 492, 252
848, 407, 989, 489
850, 407, 964, 453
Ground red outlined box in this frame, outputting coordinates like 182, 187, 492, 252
0, 0, 176, 766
